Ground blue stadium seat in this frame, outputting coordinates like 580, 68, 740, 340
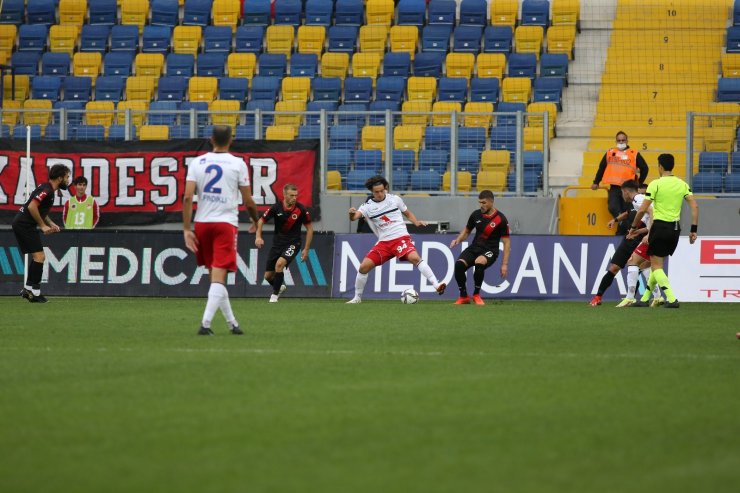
0, 0, 25, 25
235, 25, 265, 53
728, 27, 740, 53
691, 172, 723, 193
338, 103, 368, 126
148, 101, 180, 125
27, 0, 56, 25
169, 125, 193, 139
219, 77, 250, 104
458, 127, 486, 151
523, 169, 541, 192
470, 77, 500, 103
80, 25, 111, 53
183, 0, 213, 27
346, 169, 377, 190
521, 0, 550, 27
334, 0, 365, 27
275, 0, 303, 26
13, 124, 41, 140
424, 127, 452, 151
95, 76, 126, 102
533, 77, 564, 109
0, 125, 10, 138
290, 53, 318, 77
483, 26, 513, 54
89, 0, 118, 25
459, 0, 487, 26
496, 102, 526, 125
421, 25, 452, 53
725, 173, 740, 192
235, 125, 258, 139
327, 26, 358, 54
245, 100, 275, 125
312, 77, 343, 103
204, 26, 233, 53
410, 169, 443, 190
329, 125, 359, 150
718, 78, 740, 102
397, 0, 426, 28
368, 100, 399, 125
151, 0, 180, 27
391, 150, 416, 171
540, 53, 569, 84
344, 78, 373, 104
142, 26, 172, 54
438, 78, 468, 102
305, 0, 334, 27
11, 52, 41, 75
110, 25, 140, 52
732, 151, 740, 172
327, 149, 353, 174
199, 125, 214, 139
376, 77, 406, 103
104, 52, 134, 76
392, 169, 411, 191
54, 101, 86, 125
305, 100, 338, 125
243, 0, 271, 26
458, 148, 480, 173
733, 0, 740, 25
698, 152, 729, 173
508, 54, 538, 79
419, 150, 449, 173
181, 101, 209, 126
258, 53, 287, 77
166, 54, 195, 77
157, 76, 189, 102
74, 125, 106, 141
428, 0, 456, 27
250, 76, 281, 101
354, 150, 383, 172
31, 76, 62, 102
413, 52, 445, 77
298, 125, 321, 139
108, 124, 133, 141
44, 124, 61, 140
490, 126, 518, 152
197, 52, 227, 77
523, 150, 545, 171
18, 24, 48, 52
382, 53, 412, 78
62, 77, 92, 101
453, 26, 483, 53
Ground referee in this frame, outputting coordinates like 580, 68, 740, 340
627, 154, 699, 308
12, 164, 71, 303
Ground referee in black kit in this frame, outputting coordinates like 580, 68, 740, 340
11, 164, 71, 303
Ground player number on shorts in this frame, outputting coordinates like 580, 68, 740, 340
204, 164, 223, 194
396, 240, 408, 253
285, 245, 296, 257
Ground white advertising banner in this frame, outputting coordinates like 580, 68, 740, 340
671, 236, 740, 302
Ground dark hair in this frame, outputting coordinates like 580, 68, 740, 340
658, 153, 675, 171
478, 190, 495, 201
73, 176, 88, 185
49, 164, 70, 181
365, 175, 389, 191
616, 131, 628, 140
620, 179, 638, 191
283, 183, 298, 192
211, 125, 232, 147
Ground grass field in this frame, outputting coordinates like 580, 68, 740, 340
1, 297, 739, 493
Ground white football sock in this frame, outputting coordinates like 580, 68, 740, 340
354, 272, 368, 299
416, 259, 440, 289
626, 265, 639, 299
202, 283, 225, 328
213, 282, 237, 327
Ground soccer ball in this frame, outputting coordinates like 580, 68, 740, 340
400, 288, 419, 304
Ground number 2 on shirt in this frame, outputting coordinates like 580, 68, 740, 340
204, 164, 223, 194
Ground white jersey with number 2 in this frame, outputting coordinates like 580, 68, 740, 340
358, 193, 410, 241
186, 152, 249, 227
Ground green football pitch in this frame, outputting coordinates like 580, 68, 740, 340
1, 297, 738, 493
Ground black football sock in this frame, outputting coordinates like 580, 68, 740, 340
597, 271, 616, 297
28, 260, 44, 291
272, 272, 285, 295
473, 265, 486, 295
454, 261, 468, 297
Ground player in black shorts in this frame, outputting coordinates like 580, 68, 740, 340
449, 190, 511, 305
255, 183, 313, 302
12, 164, 71, 303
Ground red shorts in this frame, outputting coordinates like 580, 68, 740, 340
366, 235, 417, 266
633, 242, 649, 261
194, 222, 238, 271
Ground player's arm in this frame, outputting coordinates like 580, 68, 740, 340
255, 216, 266, 248
348, 207, 363, 221
27, 200, 54, 234
685, 194, 699, 244
627, 197, 652, 239
402, 207, 427, 227
182, 180, 199, 253
92, 199, 100, 228
240, 185, 260, 224
301, 222, 314, 261
62, 201, 69, 224
500, 235, 511, 278
608, 210, 629, 229
449, 227, 471, 248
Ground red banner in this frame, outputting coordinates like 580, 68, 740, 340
0, 139, 320, 226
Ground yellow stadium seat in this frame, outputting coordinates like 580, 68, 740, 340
366, 0, 394, 26
527, 102, 557, 139
476, 170, 507, 192
442, 171, 473, 192
321, 52, 350, 79
515, 26, 544, 60
463, 102, 494, 131
401, 101, 431, 126
432, 101, 461, 127
23, 99, 53, 126
721, 53, 740, 77
490, 0, 518, 28
327, 170, 342, 190
135, 53, 165, 84
73, 53, 103, 82
703, 127, 735, 152
502, 77, 532, 103
173, 26, 203, 56
85, 101, 115, 128
116, 100, 149, 127
281, 77, 312, 102
125, 76, 156, 101
407, 76, 436, 102
0, 25, 17, 58
188, 76, 218, 102
523, 127, 545, 151
362, 126, 386, 156
266, 25, 294, 59
59, 0, 87, 26
394, 125, 424, 158
139, 125, 169, 140
476, 53, 506, 79
297, 25, 325, 56
266, 125, 297, 140
49, 25, 79, 55
709, 103, 740, 128
209, 100, 241, 127
227, 53, 257, 80
274, 100, 306, 128
352, 53, 382, 81
359, 25, 388, 53
3, 75, 30, 101
212, 0, 241, 32
546, 25, 576, 60
480, 150, 510, 171
446, 53, 475, 79
552, 0, 580, 28
390, 26, 419, 60
2, 99, 22, 127
120, 0, 149, 34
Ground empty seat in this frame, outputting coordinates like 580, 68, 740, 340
352, 53, 382, 81
508, 54, 538, 79
366, 0, 394, 26
62, 77, 92, 101
0, 25, 17, 58
458, 126, 486, 151
55, 100, 86, 125
547, 25, 576, 60
431, 101, 461, 126
383, 52, 411, 78
703, 128, 735, 153
42, 52, 71, 77
523, 127, 544, 151
0, 0, 25, 25
289, 53, 318, 77
188, 76, 218, 102
226, 53, 256, 79
394, 125, 424, 157
305, 100, 337, 125
135, 53, 165, 80
58, 0, 87, 26
521, 0, 550, 27
540, 53, 569, 83
181, 101, 209, 126
297, 25, 326, 56
484, 26, 513, 54
527, 101, 557, 138
446, 53, 475, 80
327, 26, 358, 54
354, 150, 383, 171
326, 170, 343, 190
476, 170, 507, 191
258, 53, 287, 77
298, 124, 321, 139
390, 26, 419, 60
428, 0, 456, 27
437, 78, 468, 102
125, 76, 156, 101
107, 124, 133, 141
148, 101, 179, 125
212, 0, 240, 31
327, 149, 353, 174
359, 25, 388, 53
250, 76, 280, 101
376, 77, 406, 103
361, 125, 386, 154
110, 25, 139, 52
183, 0, 213, 27
344, 77, 373, 103
476, 53, 506, 80
13, 124, 42, 140
312, 77, 342, 102
282, 77, 312, 101
407, 77, 437, 102
305, 0, 334, 27
1, 100, 22, 127
197, 52, 227, 77
453, 26, 482, 54
104, 52, 134, 76
459, 0, 487, 26
481, 150, 510, 171
23, 99, 53, 126
157, 76, 189, 102
397, 0, 426, 27
116, 100, 149, 127
533, 77, 564, 109
89, 0, 118, 25
691, 172, 723, 194
167, 53, 196, 77
698, 152, 728, 174
421, 24, 452, 53
173, 26, 203, 56
27, 0, 56, 24
412, 52, 444, 78
334, 0, 365, 27
235, 124, 257, 139
552, 0, 580, 29
151, 0, 180, 27
727, 26, 740, 54
169, 125, 192, 138
443, 171, 473, 191
514, 26, 544, 60
274, 0, 302, 26
219, 77, 249, 103
210, 99, 241, 127
464, 101, 494, 130
85, 101, 115, 128
235, 25, 265, 53
490, 126, 517, 152
242, 0, 271, 26
368, 100, 399, 125
80, 25, 110, 53
337, 103, 368, 126
330, 125, 360, 149
120, 0, 149, 34
424, 126, 451, 151
95, 76, 125, 101
73, 52, 103, 82
140, 125, 169, 140
391, 150, 415, 171
346, 169, 377, 190
401, 100, 431, 126
31, 76, 62, 101
74, 124, 106, 140
140, 26, 172, 54
266, 25, 295, 59
717, 78, 740, 102
724, 173, 740, 193
18, 24, 48, 52
10, 52, 40, 76
321, 52, 350, 79
410, 169, 443, 190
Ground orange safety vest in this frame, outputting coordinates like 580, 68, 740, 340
602, 147, 638, 186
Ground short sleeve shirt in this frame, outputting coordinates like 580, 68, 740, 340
631, 193, 652, 229
15, 182, 55, 226
261, 201, 311, 246
357, 193, 409, 241
186, 151, 249, 227
466, 209, 510, 251
645, 176, 692, 222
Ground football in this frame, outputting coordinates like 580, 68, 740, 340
400, 288, 419, 304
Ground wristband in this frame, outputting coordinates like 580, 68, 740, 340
690, 224, 697, 233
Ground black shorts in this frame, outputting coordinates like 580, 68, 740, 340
647, 220, 681, 257
610, 235, 643, 268
458, 244, 499, 267
12, 221, 43, 254
265, 241, 301, 272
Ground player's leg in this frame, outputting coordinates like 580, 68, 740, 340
196, 223, 241, 333
347, 256, 377, 303
270, 243, 298, 301
619, 253, 641, 307
14, 223, 48, 303
454, 256, 471, 303
591, 238, 635, 306
471, 252, 495, 305
635, 224, 679, 307
406, 251, 446, 295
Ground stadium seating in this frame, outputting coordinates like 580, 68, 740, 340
183, 0, 213, 27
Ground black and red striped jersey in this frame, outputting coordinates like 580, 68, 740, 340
15, 182, 56, 226
261, 201, 311, 245
465, 209, 510, 251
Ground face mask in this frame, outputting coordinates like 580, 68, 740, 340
616, 143, 627, 151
